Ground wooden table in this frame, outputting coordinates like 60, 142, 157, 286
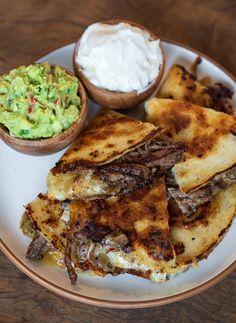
0, 0, 235, 321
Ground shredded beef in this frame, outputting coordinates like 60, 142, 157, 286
52, 134, 186, 199
168, 165, 236, 216
64, 229, 132, 284
142, 144, 186, 173
120, 134, 185, 166
97, 163, 151, 195
119, 135, 186, 175
26, 234, 50, 260
168, 187, 212, 216
208, 165, 236, 192
64, 236, 78, 285
95, 135, 187, 195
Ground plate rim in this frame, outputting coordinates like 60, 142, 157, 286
1, 239, 236, 308
0, 38, 235, 308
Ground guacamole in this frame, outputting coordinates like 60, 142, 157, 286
0, 63, 81, 139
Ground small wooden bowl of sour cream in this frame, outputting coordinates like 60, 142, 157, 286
73, 20, 165, 110
0, 64, 88, 155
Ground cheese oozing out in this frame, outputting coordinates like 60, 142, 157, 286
47, 169, 107, 200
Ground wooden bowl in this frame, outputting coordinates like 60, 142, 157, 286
0, 65, 88, 155
73, 19, 165, 110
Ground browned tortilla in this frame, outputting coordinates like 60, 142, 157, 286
58, 109, 159, 168
68, 177, 174, 265
25, 195, 67, 254
158, 64, 233, 114
145, 98, 236, 192
47, 108, 185, 201
170, 183, 236, 269
25, 178, 176, 283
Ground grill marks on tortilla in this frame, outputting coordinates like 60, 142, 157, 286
48, 115, 186, 200
68, 178, 173, 261
169, 184, 236, 267
25, 195, 68, 254
145, 98, 236, 272
145, 98, 236, 192
64, 178, 175, 283
24, 178, 175, 284
56, 109, 158, 168
146, 99, 236, 155
158, 108, 192, 135
158, 63, 233, 114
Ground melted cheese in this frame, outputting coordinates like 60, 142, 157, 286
47, 169, 107, 200
107, 252, 167, 282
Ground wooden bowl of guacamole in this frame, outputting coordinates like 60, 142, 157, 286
0, 63, 87, 155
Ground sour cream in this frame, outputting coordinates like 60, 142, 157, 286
76, 22, 163, 93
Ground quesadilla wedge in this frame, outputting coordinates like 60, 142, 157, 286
145, 98, 236, 215
21, 195, 69, 264
22, 178, 236, 283
47, 109, 186, 201
169, 183, 236, 272
22, 177, 176, 284
158, 63, 233, 114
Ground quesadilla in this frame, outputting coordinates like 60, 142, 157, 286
169, 183, 236, 271
22, 176, 236, 283
22, 177, 176, 284
158, 63, 233, 114
21, 195, 68, 264
145, 98, 236, 215
47, 109, 186, 201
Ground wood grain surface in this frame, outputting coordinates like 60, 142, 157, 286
0, 0, 235, 322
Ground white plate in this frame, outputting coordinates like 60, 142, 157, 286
0, 40, 235, 308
